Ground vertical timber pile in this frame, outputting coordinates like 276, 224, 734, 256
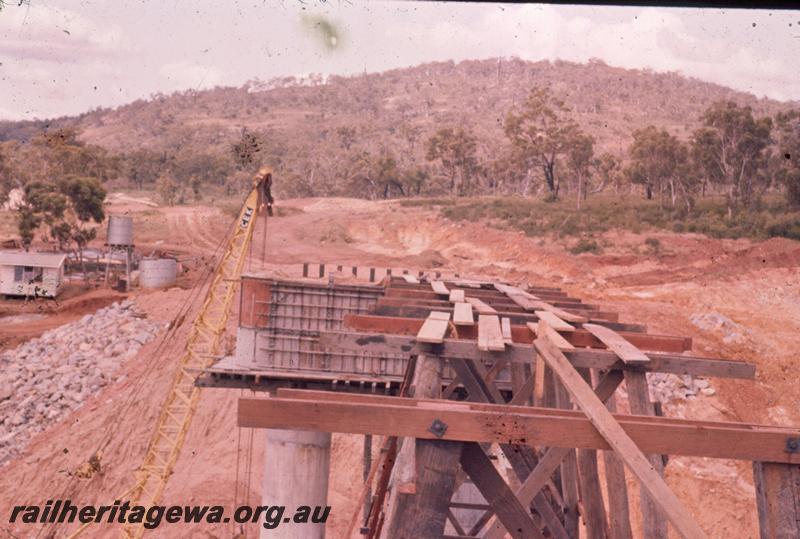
753, 462, 800, 538
382, 353, 462, 538
261, 429, 332, 539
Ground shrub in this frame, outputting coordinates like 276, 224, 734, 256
569, 238, 602, 255
644, 237, 661, 253
765, 214, 800, 240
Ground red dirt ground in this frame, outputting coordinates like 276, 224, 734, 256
1, 197, 798, 538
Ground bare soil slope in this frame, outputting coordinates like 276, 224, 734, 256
1, 198, 798, 538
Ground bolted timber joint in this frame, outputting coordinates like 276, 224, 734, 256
428, 418, 448, 438
785, 437, 800, 453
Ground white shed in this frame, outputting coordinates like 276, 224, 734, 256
0, 251, 67, 298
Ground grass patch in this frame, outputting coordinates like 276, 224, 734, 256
644, 237, 661, 254
398, 198, 459, 208
569, 238, 603, 255
436, 195, 800, 241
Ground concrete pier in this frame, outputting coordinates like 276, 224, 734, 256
261, 429, 332, 539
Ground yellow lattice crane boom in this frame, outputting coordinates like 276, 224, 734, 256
68, 170, 272, 539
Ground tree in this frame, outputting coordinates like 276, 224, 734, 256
28, 128, 120, 184
691, 101, 773, 216
59, 176, 106, 261
0, 145, 13, 205
20, 181, 68, 247
774, 110, 800, 207
16, 177, 106, 257
231, 128, 263, 172
336, 126, 357, 151
566, 133, 595, 210
504, 87, 585, 200
17, 207, 41, 249
595, 153, 625, 195
425, 126, 481, 196
625, 126, 696, 212
156, 174, 180, 206
124, 149, 171, 190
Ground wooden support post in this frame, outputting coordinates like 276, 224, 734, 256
318, 263, 325, 278
448, 357, 569, 539
383, 352, 461, 538
753, 462, 800, 539
625, 371, 669, 539
603, 393, 634, 539
302, 262, 309, 277
576, 369, 609, 539
554, 378, 581, 537
483, 371, 624, 539
364, 434, 373, 523
121, 249, 128, 291
535, 330, 707, 539
460, 443, 543, 539
370, 267, 375, 282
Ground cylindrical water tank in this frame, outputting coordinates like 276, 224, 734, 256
139, 258, 177, 288
107, 215, 134, 246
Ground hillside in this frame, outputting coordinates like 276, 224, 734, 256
0, 57, 796, 198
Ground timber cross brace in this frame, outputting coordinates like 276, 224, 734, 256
206, 274, 799, 538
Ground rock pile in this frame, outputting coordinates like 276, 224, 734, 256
0, 300, 164, 465
640, 372, 716, 404
690, 311, 751, 345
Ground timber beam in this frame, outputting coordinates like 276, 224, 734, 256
372, 303, 644, 332
238, 392, 800, 463
343, 314, 691, 352
317, 331, 754, 379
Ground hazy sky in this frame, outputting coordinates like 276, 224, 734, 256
1, 1, 799, 121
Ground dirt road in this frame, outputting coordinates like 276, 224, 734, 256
1, 197, 798, 538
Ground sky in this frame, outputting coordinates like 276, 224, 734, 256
1, 1, 799, 121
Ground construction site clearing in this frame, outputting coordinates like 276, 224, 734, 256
0, 195, 799, 539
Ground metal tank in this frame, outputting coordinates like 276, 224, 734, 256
107, 215, 134, 246
139, 258, 178, 288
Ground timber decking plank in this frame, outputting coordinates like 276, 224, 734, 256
478, 315, 506, 352
465, 296, 497, 315
584, 323, 650, 365
500, 317, 513, 344
453, 302, 474, 326
531, 301, 588, 323
416, 311, 451, 343
528, 321, 575, 350
431, 281, 450, 296
449, 289, 466, 303
535, 310, 575, 332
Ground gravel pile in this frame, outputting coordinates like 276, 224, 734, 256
0, 300, 164, 464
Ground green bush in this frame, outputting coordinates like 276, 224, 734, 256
569, 238, 602, 255
765, 214, 800, 240
433, 194, 800, 242
644, 237, 661, 253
